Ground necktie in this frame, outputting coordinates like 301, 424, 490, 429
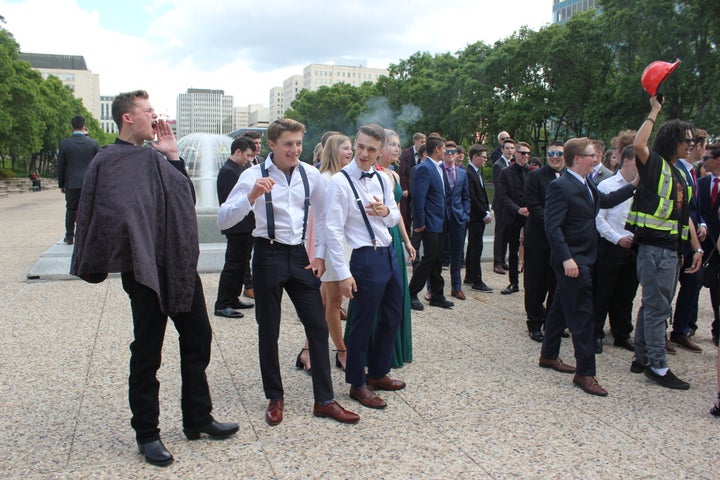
360, 171, 375, 180
712, 178, 719, 206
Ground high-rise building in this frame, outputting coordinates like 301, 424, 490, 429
21, 53, 100, 120
283, 75, 303, 118
553, 0, 597, 23
176, 88, 234, 138
99, 95, 118, 134
269, 87, 284, 121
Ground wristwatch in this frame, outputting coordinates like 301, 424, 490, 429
694, 248, 704, 254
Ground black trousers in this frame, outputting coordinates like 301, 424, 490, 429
409, 230, 445, 299
541, 264, 596, 377
215, 233, 253, 310
504, 217, 525, 286
64, 188, 81, 238
593, 239, 637, 340
492, 211, 507, 267
464, 221, 486, 285
523, 246, 556, 332
121, 271, 213, 443
252, 238, 333, 402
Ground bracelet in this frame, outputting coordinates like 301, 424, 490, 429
646, 117, 655, 124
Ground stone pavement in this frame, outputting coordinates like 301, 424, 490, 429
1, 190, 718, 479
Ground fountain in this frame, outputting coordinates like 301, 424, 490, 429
177, 133, 233, 243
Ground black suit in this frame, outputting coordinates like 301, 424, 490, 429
541, 171, 634, 376
498, 162, 528, 285
492, 157, 511, 267
215, 158, 255, 310
465, 164, 490, 285
696, 174, 720, 339
398, 147, 419, 236
57, 132, 99, 239
523, 164, 561, 332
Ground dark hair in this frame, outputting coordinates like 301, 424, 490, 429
267, 118, 305, 143
618, 145, 635, 169
425, 135, 446, 157
548, 141, 564, 148
112, 90, 149, 130
418, 144, 427, 157
706, 143, 720, 159
71, 115, 86, 130
231, 136, 255, 155
241, 130, 262, 140
445, 141, 457, 149
456, 145, 465, 155
468, 144, 488, 159
356, 124, 385, 144
591, 139, 605, 152
563, 137, 591, 167
503, 138, 517, 148
652, 119, 694, 161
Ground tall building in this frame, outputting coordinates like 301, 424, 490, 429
553, 0, 597, 23
269, 86, 284, 121
283, 75, 303, 118
234, 103, 267, 129
176, 88, 234, 138
21, 53, 100, 120
99, 95, 118, 134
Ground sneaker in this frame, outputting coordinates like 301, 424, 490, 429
630, 360, 646, 374
643, 368, 690, 390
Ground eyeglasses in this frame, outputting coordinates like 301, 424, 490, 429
702, 155, 717, 161
683, 138, 695, 144
547, 151, 563, 157
479, 155, 488, 159
445, 149, 457, 154
580, 153, 595, 158
517, 151, 531, 156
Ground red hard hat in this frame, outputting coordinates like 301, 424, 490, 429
641, 60, 680, 96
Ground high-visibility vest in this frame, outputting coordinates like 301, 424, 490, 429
625, 156, 689, 241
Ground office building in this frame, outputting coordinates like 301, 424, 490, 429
176, 88, 234, 138
553, 0, 597, 23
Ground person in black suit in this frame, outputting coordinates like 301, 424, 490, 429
57, 115, 99, 245
497, 141, 531, 294
398, 132, 426, 237
491, 138, 515, 273
464, 145, 493, 292
523, 141, 565, 341
697, 143, 720, 346
214, 137, 257, 318
539, 137, 636, 397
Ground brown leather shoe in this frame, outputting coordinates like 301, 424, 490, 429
265, 399, 284, 426
669, 334, 703, 352
538, 356, 576, 374
572, 374, 608, 396
244, 288, 255, 299
366, 374, 406, 391
349, 385, 387, 409
493, 265, 506, 274
665, 339, 677, 355
451, 290, 466, 300
313, 401, 360, 424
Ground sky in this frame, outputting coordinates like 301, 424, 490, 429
1, 0, 552, 119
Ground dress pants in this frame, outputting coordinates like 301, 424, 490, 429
504, 217, 525, 286
492, 212, 507, 267
447, 218, 468, 291
593, 239, 637, 340
345, 246, 402, 387
465, 221, 486, 285
541, 264, 596, 376
215, 233, 253, 310
523, 246, 556, 332
64, 188, 81, 239
671, 244, 701, 336
121, 271, 213, 443
409, 230, 445, 299
253, 238, 333, 402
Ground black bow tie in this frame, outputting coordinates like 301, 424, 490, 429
360, 171, 375, 180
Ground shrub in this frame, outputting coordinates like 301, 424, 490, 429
0, 168, 16, 179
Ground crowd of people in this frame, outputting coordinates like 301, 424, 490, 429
66, 89, 720, 467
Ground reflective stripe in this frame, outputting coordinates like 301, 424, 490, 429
626, 211, 678, 234
627, 156, 685, 238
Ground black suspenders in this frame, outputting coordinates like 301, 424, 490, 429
259, 162, 310, 244
340, 170, 385, 250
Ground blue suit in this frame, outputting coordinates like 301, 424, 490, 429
409, 158, 448, 300
443, 165, 470, 291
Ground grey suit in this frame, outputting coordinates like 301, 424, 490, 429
58, 132, 99, 239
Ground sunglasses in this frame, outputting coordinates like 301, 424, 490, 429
547, 151, 563, 157
517, 151, 531, 156
683, 138, 695, 144
445, 149, 457, 154
702, 155, 717, 161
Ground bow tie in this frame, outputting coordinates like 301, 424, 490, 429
360, 171, 375, 179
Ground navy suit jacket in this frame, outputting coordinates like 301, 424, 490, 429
442, 165, 470, 225
57, 133, 99, 189
412, 157, 446, 233
545, 171, 635, 267
697, 175, 720, 247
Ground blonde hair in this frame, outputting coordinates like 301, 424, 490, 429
319, 135, 351, 174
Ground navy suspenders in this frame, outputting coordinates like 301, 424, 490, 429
340, 169, 385, 249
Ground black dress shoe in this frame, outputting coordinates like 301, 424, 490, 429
471, 283, 493, 292
500, 284, 519, 295
594, 338, 603, 354
214, 307, 244, 318
613, 337, 635, 352
231, 299, 254, 309
529, 331, 544, 343
429, 297, 454, 309
410, 296, 424, 311
184, 420, 239, 440
502, 263, 510, 270
138, 439, 174, 467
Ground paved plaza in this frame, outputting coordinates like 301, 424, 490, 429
1, 189, 718, 479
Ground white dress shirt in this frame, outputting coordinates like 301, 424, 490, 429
325, 160, 400, 280
217, 154, 327, 259
595, 172, 634, 245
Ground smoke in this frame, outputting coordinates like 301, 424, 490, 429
356, 97, 423, 144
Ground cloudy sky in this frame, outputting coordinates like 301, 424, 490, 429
1, 0, 551, 118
